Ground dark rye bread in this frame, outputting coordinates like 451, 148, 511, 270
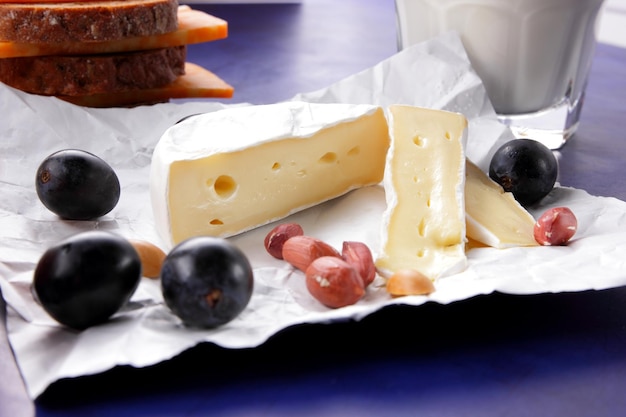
0, 0, 179, 44
0, 45, 186, 96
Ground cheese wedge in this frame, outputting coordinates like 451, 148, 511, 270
0, 6, 227, 58
376, 105, 468, 281
57, 62, 233, 108
151, 101, 391, 246
465, 159, 538, 248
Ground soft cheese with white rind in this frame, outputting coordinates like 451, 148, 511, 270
151, 101, 390, 246
465, 159, 538, 248
376, 105, 468, 281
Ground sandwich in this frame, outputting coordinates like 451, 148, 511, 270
0, 1, 233, 107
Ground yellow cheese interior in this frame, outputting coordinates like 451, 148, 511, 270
167, 108, 390, 243
376, 105, 467, 280
465, 159, 538, 248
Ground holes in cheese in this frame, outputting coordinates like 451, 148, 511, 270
150, 102, 391, 245
0, 6, 227, 58
375, 105, 468, 281
418, 218, 426, 237
212, 175, 237, 199
319, 152, 337, 164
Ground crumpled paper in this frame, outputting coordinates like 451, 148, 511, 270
2, 32, 626, 399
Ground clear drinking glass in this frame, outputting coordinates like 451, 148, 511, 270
395, 0, 606, 149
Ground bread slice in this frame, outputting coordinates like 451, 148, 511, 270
0, 6, 227, 58
0, 2, 234, 107
0, 0, 179, 44
58, 62, 234, 107
0, 46, 186, 96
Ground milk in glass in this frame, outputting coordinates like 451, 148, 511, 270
395, 0, 605, 149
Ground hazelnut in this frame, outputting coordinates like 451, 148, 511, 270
129, 239, 167, 279
385, 269, 435, 297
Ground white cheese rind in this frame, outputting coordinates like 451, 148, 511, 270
376, 105, 468, 280
150, 101, 390, 246
465, 159, 538, 248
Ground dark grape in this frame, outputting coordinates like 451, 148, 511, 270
489, 139, 558, 206
161, 237, 254, 328
36, 149, 120, 220
33, 231, 142, 330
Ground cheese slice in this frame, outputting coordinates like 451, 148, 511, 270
57, 62, 233, 108
375, 105, 468, 280
151, 101, 391, 246
0, 6, 227, 58
465, 159, 538, 248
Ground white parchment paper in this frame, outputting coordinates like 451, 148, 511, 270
2, 32, 626, 399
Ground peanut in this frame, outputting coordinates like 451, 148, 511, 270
341, 241, 376, 287
282, 235, 341, 271
305, 256, 365, 308
264, 223, 304, 259
534, 207, 578, 246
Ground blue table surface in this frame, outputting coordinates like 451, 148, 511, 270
2, 1, 626, 416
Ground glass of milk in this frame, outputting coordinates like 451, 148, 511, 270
395, 0, 605, 149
